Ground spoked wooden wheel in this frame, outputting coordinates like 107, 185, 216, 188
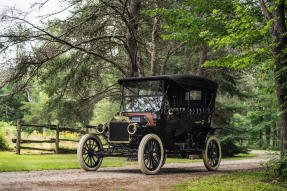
138, 134, 164, 175
202, 136, 222, 171
77, 134, 103, 171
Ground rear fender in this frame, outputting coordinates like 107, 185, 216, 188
204, 127, 222, 148
208, 127, 222, 136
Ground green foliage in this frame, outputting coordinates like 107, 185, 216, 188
0, 87, 28, 122
213, 65, 278, 153
160, 0, 258, 156
265, 153, 287, 182
0, 129, 9, 151
160, 0, 233, 43
215, 102, 249, 156
34, 52, 121, 127
202, 1, 272, 69
90, 98, 120, 124
1, 0, 284, 159
1, 0, 126, 128
227, 65, 279, 150
20, 71, 120, 129
21, 92, 52, 124
173, 171, 286, 191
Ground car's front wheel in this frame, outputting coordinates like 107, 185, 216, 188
77, 134, 103, 171
138, 133, 164, 175
202, 136, 222, 171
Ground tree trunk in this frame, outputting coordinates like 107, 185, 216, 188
259, 129, 263, 148
186, 47, 196, 75
276, 77, 287, 156
16, 120, 21, 155
273, 124, 278, 148
150, 1, 160, 76
55, 125, 59, 154
5, 104, 8, 121
160, 42, 186, 75
197, 44, 208, 76
266, 126, 271, 148
126, 0, 141, 77
137, 48, 145, 77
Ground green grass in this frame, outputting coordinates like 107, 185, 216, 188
0, 152, 138, 171
225, 153, 257, 160
248, 147, 280, 152
0, 152, 80, 171
173, 171, 286, 191
0, 151, 256, 172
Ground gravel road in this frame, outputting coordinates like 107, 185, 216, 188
0, 150, 273, 191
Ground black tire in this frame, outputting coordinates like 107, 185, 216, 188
77, 134, 103, 171
202, 136, 222, 171
138, 134, 164, 175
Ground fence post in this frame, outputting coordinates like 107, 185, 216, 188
16, 120, 21, 155
55, 125, 59, 154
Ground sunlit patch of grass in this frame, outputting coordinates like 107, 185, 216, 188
224, 153, 257, 160
173, 171, 286, 191
0, 152, 80, 171
0, 152, 141, 172
167, 158, 202, 163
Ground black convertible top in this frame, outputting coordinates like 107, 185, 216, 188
118, 74, 218, 90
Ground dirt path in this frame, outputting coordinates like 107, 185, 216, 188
0, 150, 273, 191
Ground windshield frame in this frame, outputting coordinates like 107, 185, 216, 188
120, 80, 164, 113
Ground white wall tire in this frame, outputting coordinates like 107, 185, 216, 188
138, 134, 164, 175
202, 136, 222, 171
77, 134, 103, 171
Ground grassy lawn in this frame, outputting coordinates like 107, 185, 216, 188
0, 151, 256, 172
0, 152, 135, 171
172, 171, 286, 191
224, 153, 257, 160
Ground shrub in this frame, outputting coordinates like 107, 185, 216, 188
264, 153, 287, 182
0, 130, 9, 151
220, 139, 248, 157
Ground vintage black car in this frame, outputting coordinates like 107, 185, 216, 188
77, 75, 221, 175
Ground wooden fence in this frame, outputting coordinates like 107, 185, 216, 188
13, 120, 96, 154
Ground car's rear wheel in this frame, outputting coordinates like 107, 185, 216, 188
202, 136, 221, 171
77, 134, 103, 171
138, 134, 164, 175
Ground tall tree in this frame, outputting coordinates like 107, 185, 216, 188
0, 0, 187, 126
257, 0, 287, 158
160, 0, 233, 75
199, 0, 287, 158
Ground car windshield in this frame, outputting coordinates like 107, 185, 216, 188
121, 80, 164, 112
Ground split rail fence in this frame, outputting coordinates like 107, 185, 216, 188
13, 120, 96, 154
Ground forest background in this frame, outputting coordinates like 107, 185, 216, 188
0, 0, 285, 163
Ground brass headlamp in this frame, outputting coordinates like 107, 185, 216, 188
127, 123, 138, 135
97, 123, 106, 134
